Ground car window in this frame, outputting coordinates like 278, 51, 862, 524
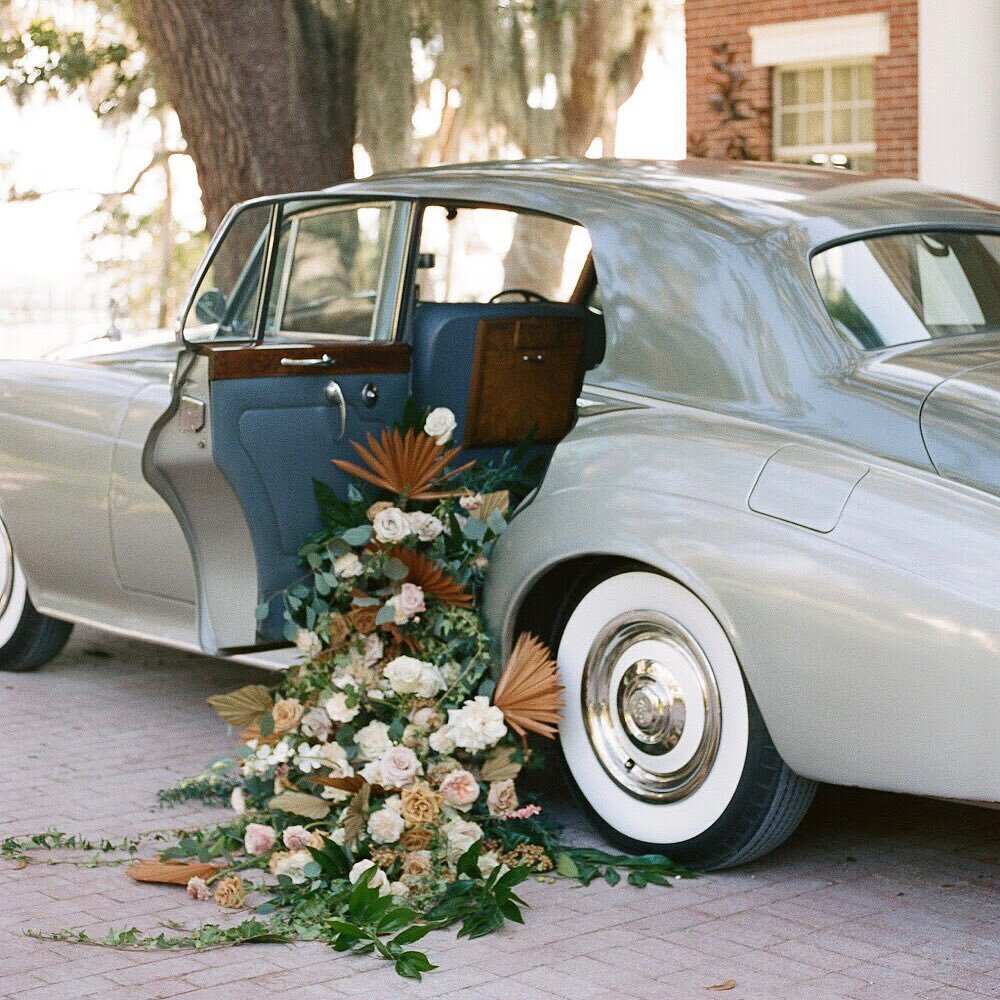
266, 203, 396, 341
415, 205, 591, 304
182, 203, 272, 343
812, 231, 1000, 349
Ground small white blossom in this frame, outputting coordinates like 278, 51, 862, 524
424, 407, 457, 445
333, 552, 363, 578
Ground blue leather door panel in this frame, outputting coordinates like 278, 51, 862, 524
210, 369, 408, 631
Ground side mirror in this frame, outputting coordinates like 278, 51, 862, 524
194, 288, 227, 325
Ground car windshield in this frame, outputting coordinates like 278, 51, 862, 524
812, 230, 1000, 349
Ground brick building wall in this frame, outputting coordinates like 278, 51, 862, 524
685, 0, 918, 177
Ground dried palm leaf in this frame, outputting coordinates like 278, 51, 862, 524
493, 633, 564, 740
480, 746, 522, 783
207, 684, 273, 729
128, 859, 221, 885
268, 790, 331, 820
341, 782, 372, 848
304, 774, 387, 797
388, 546, 473, 607
332, 427, 474, 501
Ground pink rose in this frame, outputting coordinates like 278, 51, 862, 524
377, 745, 423, 789
244, 822, 276, 856
391, 583, 426, 623
440, 768, 480, 811
282, 825, 311, 851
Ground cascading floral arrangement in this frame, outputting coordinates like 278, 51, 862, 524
6, 403, 689, 979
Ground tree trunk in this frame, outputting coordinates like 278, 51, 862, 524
131, 0, 356, 237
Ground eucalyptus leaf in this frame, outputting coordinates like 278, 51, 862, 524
342, 524, 373, 546
461, 516, 487, 541
383, 557, 409, 581
375, 603, 397, 626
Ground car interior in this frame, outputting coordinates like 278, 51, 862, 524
172, 198, 606, 643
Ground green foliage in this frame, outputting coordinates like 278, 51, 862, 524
157, 766, 240, 807
557, 847, 695, 887
425, 841, 531, 939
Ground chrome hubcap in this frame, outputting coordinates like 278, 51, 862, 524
583, 611, 721, 802
0, 519, 14, 620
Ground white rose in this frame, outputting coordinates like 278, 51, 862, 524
384, 655, 444, 698
375, 745, 423, 789
230, 787, 246, 814
406, 511, 444, 541
424, 407, 457, 445
324, 692, 359, 724
333, 552, 363, 578
446, 696, 508, 752
295, 628, 323, 658
355, 720, 393, 762
348, 859, 390, 895
372, 506, 411, 544
367, 807, 405, 844
443, 817, 483, 863
428, 724, 456, 755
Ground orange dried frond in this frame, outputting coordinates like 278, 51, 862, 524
493, 632, 564, 740
389, 546, 474, 607
332, 427, 474, 501
128, 859, 222, 886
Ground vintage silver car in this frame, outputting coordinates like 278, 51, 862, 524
1, 160, 998, 868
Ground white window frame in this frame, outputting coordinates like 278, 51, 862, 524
772, 59, 875, 170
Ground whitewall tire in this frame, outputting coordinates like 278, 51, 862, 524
556, 568, 815, 869
0, 517, 73, 672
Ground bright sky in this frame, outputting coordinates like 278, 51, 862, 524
0, 16, 684, 354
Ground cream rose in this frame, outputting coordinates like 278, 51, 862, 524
443, 817, 483, 863
400, 782, 442, 825
372, 506, 411, 544
272, 849, 313, 884
213, 874, 246, 909
401, 850, 433, 880
244, 823, 276, 856
324, 691, 359, 724
367, 807, 405, 844
349, 859, 390, 895
487, 778, 519, 817
428, 724, 456, 755
424, 407, 457, 445
446, 696, 507, 752
294, 628, 323, 658
333, 551, 363, 578
409, 705, 442, 730
384, 655, 444, 698
362, 633, 384, 667
355, 720, 393, 762
270, 698, 303, 734
186, 876, 211, 900
406, 510, 444, 541
439, 769, 480, 811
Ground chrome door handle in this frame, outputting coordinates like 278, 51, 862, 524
325, 380, 347, 439
280, 353, 336, 367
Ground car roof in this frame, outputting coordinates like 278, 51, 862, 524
335, 157, 1000, 242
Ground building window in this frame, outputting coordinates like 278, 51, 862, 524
773, 61, 874, 171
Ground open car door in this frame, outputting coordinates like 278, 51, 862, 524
145, 194, 413, 654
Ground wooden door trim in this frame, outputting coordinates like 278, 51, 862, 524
202, 342, 411, 381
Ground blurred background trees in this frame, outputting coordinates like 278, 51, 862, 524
0, 0, 682, 339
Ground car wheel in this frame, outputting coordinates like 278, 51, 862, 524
555, 568, 816, 870
0, 517, 73, 672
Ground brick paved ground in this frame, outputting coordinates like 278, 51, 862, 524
2, 628, 998, 1000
